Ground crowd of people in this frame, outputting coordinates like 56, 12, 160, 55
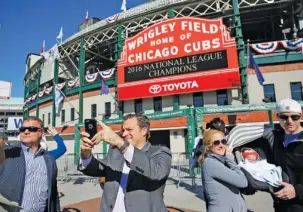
0, 98, 302, 212
192, 98, 303, 212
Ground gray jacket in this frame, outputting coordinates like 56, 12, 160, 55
78, 142, 172, 212
202, 154, 248, 212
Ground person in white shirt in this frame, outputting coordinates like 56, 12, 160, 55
78, 114, 172, 212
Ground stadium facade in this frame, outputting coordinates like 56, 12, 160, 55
23, 0, 303, 155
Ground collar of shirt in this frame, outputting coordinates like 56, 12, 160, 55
21, 143, 45, 156
208, 153, 226, 163
283, 132, 303, 148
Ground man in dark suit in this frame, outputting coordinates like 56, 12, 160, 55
0, 116, 60, 212
79, 114, 172, 212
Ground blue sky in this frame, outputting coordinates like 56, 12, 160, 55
0, 0, 147, 98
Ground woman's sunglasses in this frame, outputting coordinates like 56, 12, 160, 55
19, 126, 41, 133
278, 114, 301, 121
212, 139, 228, 146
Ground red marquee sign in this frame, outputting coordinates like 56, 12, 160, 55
117, 17, 240, 100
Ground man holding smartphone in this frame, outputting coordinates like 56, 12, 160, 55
78, 114, 172, 212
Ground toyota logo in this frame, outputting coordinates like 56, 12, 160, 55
149, 85, 162, 94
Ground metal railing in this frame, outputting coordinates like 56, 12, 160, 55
56, 152, 200, 188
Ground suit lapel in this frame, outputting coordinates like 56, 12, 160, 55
111, 148, 125, 171
109, 148, 124, 198
18, 146, 26, 205
126, 142, 151, 189
43, 154, 53, 197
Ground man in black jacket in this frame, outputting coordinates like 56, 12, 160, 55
267, 98, 303, 212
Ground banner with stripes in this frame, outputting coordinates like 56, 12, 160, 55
85, 73, 99, 83
250, 42, 279, 54
99, 68, 115, 79
106, 14, 119, 24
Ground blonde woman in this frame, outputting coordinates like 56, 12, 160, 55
199, 129, 248, 212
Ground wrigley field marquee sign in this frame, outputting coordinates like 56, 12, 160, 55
117, 17, 240, 100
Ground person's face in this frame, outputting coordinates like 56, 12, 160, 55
246, 155, 257, 162
278, 112, 302, 134
208, 132, 227, 156
121, 117, 147, 146
19, 120, 43, 147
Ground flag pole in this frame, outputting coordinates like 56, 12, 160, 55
53, 81, 80, 115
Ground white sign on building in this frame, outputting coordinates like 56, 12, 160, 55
0, 80, 12, 100
7, 117, 23, 131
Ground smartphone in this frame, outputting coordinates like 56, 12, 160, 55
84, 119, 98, 140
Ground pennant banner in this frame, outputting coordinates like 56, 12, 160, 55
279, 39, 303, 51
85, 73, 98, 83
31, 94, 37, 101
68, 77, 79, 88
57, 82, 66, 90
251, 39, 303, 54
45, 86, 53, 95
106, 14, 120, 24
99, 68, 115, 79
38, 89, 45, 97
250, 42, 279, 54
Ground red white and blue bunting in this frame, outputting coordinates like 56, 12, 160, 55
251, 39, 303, 54
31, 94, 37, 101
85, 73, 98, 83
250, 42, 279, 54
38, 89, 45, 98
57, 82, 66, 90
99, 68, 115, 79
279, 39, 303, 51
68, 77, 79, 88
106, 14, 119, 24
45, 86, 53, 95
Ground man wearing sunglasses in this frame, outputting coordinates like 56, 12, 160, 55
0, 116, 60, 212
266, 98, 303, 212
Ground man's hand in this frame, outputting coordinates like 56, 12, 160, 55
274, 181, 296, 200
47, 126, 58, 137
92, 118, 124, 148
80, 132, 95, 159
